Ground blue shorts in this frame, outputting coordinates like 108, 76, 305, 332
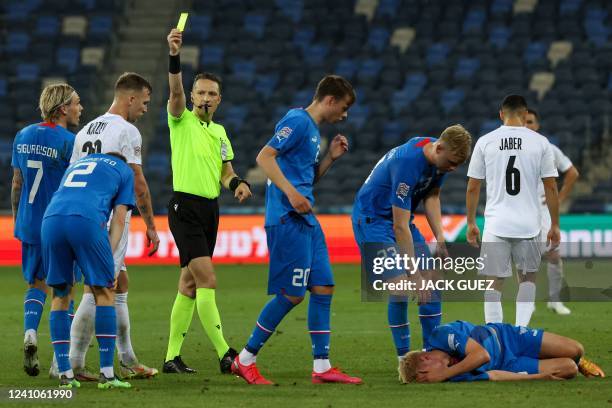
352, 216, 431, 280
266, 214, 334, 297
22, 242, 45, 284
42, 215, 115, 290
489, 323, 544, 374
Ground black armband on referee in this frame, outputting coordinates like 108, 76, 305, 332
169, 54, 181, 74
229, 177, 250, 192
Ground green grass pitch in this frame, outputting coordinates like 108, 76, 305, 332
1, 263, 611, 407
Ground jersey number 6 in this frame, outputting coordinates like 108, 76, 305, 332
505, 155, 521, 196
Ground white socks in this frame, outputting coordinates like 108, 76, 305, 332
69, 293, 95, 369
115, 292, 137, 365
313, 359, 331, 374
547, 261, 563, 302
100, 366, 114, 378
484, 289, 503, 323
238, 349, 256, 366
515, 282, 536, 327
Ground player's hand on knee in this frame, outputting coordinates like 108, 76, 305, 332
467, 223, 480, 248
167, 29, 182, 55
288, 190, 311, 214
146, 228, 160, 256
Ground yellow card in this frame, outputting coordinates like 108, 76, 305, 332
177, 13, 188, 31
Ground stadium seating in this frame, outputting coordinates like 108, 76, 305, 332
3, 0, 611, 214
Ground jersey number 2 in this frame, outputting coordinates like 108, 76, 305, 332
505, 155, 520, 196
64, 162, 98, 188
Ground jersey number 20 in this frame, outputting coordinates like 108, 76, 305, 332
505, 155, 520, 196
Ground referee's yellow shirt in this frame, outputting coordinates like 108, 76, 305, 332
168, 108, 234, 199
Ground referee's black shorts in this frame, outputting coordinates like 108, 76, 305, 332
168, 192, 219, 267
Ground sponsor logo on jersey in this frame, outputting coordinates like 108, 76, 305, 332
396, 182, 410, 202
275, 126, 292, 142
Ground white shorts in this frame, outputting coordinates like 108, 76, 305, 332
479, 229, 542, 278
108, 210, 131, 278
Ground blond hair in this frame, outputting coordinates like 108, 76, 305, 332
398, 351, 424, 384
39, 83, 75, 121
439, 124, 472, 163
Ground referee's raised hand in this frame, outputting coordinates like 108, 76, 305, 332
167, 29, 182, 55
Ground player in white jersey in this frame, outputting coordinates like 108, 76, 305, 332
67, 73, 160, 380
466, 95, 561, 327
525, 108, 580, 315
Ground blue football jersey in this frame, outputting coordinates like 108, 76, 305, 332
12, 122, 75, 244
44, 154, 135, 225
428, 320, 506, 381
265, 109, 320, 226
353, 137, 446, 222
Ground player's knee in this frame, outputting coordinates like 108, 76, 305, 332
570, 340, 584, 360
284, 294, 304, 305
310, 285, 334, 295
560, 358, 579, 379
547, 252, 561, 264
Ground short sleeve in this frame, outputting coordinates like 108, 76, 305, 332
389, 157, 419, 210
168, 105, 187, 124
220, 130, 234, 162
467, 140, 485, 179
266, 114, 307, 155
433, 172, 448, 188
427, 325, 469, 358
551, 144, 572, 173
540, 142, 558, 178
122, 126, 142, 165
448, 371, 489, 382
114, 165, 136, 210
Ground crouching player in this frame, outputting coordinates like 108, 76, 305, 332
399, 320, 605, 383
42, 153, 135, 389
352, 126, 472, 358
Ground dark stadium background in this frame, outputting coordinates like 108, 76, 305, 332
2, 0, 611, 217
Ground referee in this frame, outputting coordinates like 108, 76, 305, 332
162, 28, 252, 374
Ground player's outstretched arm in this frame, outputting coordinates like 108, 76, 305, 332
558, 165, 579, 204
167, 28, 186, 118
465, 177, 482, 247
129, 163, 160, 255
11, 168, 22, 223
314, 134, 349, 183
109, 204, 128, 253
257, 145, 311, 213
423, 188, 448, 256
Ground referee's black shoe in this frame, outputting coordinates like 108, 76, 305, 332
219, 347, 238, 374
163, 356, 197, 374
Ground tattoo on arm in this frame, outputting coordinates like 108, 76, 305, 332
11, 171, 22, 221
136, 188, 155, 229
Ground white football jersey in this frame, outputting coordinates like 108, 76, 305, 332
538, 143, 572, 210
467, 125, 558, 238
71, 112, 142, 165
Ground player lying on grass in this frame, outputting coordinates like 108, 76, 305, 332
398, 320, 605, 383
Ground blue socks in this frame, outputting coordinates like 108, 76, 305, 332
418, 295, 442, 350
24, 288, 46, 333
95, 306, 117, 371
308, 294, 332, 359
388, 296, 410, 356
49, 310, 71, 373
246, 295, 295, 354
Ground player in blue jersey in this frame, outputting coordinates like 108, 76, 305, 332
398, 320, 605, 383
42, 152, 135, 389
352, 126, 472, 359
232, 75, 362, 385
11, 83, 82, 376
